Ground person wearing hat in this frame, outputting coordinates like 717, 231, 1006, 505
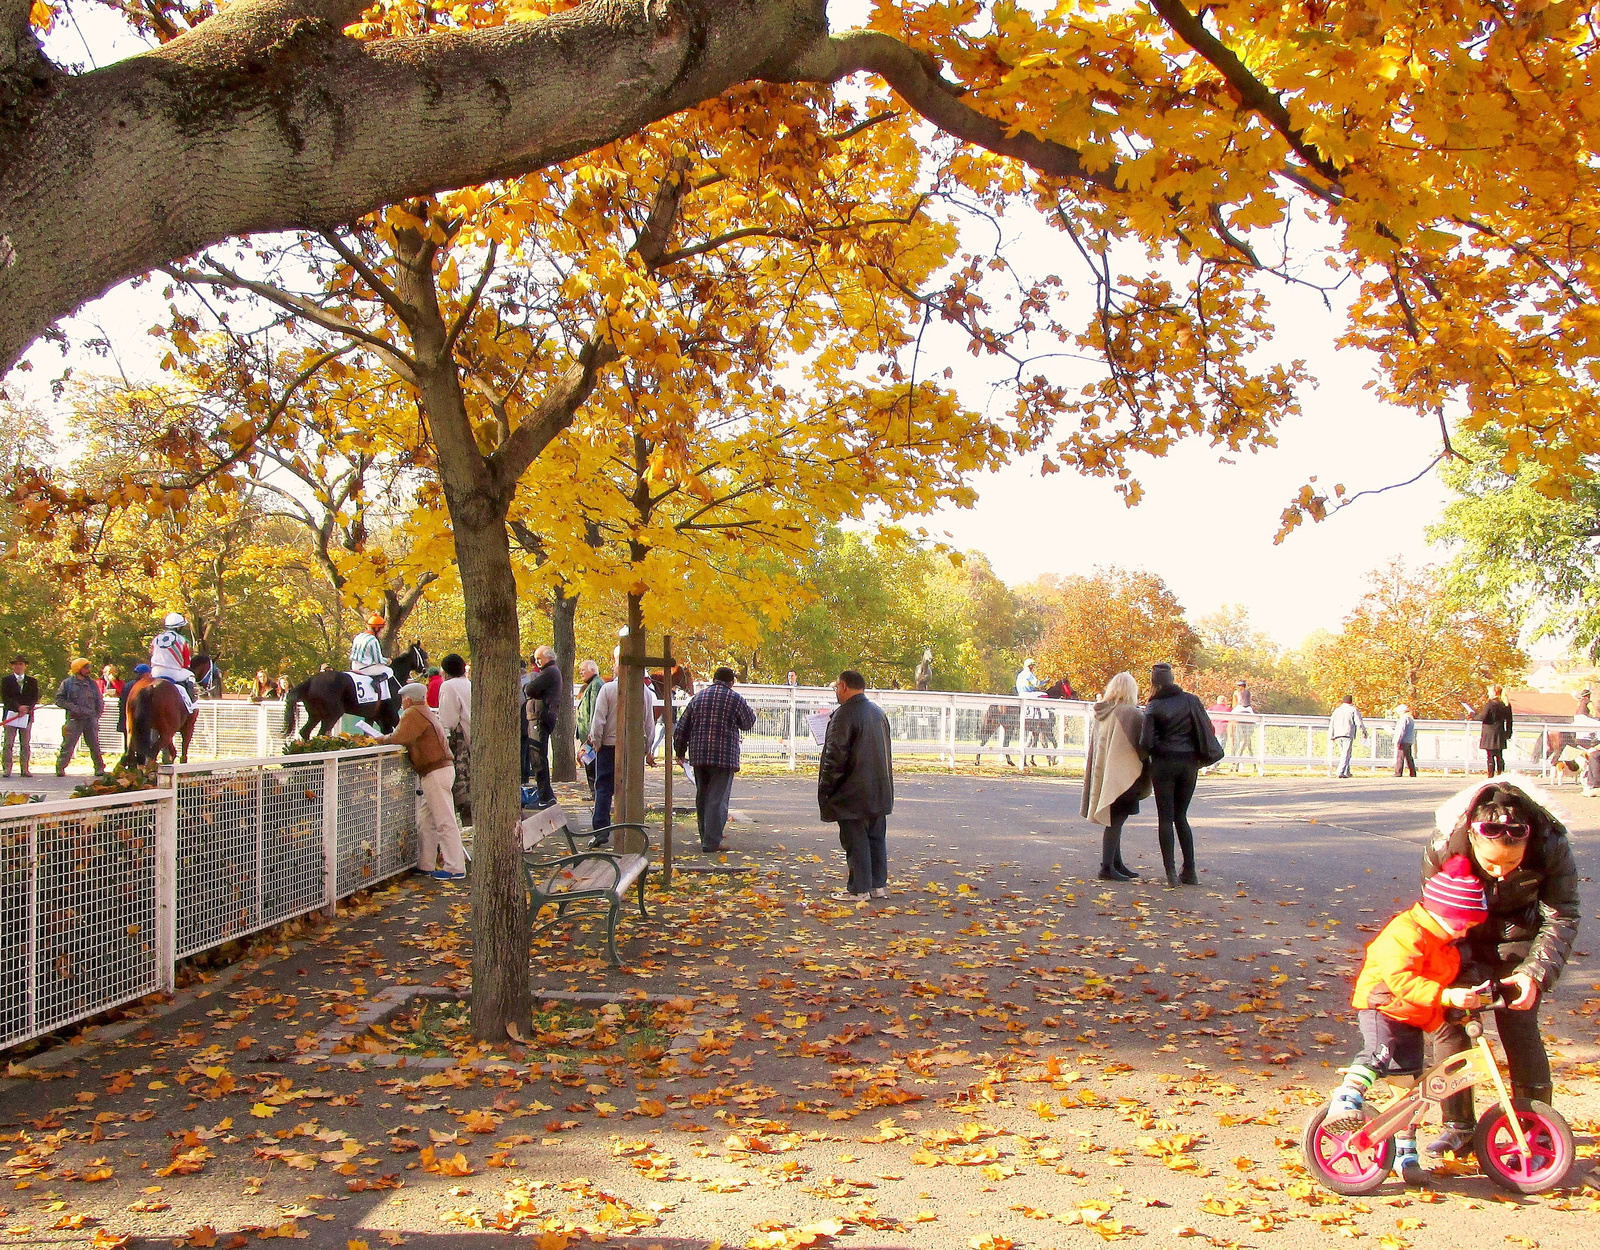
1421, 777, 1580, 1157
376, 682, 467, 881
54, 658, 107, 776
149, 611, 199, 705
350, 612, 395, 703
1325, 854, 1491, 1183
1392, 703, 1418, 777
2, 655, 38, 778
1574, 688, 1592, 719
1014, 658, 1042, 697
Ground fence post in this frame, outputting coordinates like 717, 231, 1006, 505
322, 755, 340, 910
257, 704, 271, 758
948, 692, 957, 770
787, 687, 797, 772
1017, 696, 1026, 773
1255, 716, 1266, 776
155, 784, 177, 993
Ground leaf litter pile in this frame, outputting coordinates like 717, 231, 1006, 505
1, 778, 1597, 1250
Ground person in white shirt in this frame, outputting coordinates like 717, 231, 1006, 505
587, 653, 656, 847
1329, 695, 1368, 778
435, 652, 472, 821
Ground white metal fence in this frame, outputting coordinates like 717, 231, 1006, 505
0, 745, 415, 1051
723, 685, 1570, 776
21, 700, 287, 768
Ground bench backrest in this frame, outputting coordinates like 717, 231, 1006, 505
520, 803, 571, 851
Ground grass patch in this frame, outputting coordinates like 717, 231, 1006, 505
374, 996, 670, 1061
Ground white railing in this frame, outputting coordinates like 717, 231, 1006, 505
724, 684, 1566, 776
22, 699, 289, 766
0, 745, 415, 1052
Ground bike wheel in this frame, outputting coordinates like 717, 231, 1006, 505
1302, 1104, 1396, 1196
1473, 1099, 1575, 1194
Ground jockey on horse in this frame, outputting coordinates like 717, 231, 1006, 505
149, 612, 200, 708
350, 612, 396, 706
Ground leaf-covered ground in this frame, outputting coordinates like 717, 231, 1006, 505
1, 772, 1595, 1250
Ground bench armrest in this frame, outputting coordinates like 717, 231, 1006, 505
590, 821, 653, 858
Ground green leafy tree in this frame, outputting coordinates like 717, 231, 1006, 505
1431, 429, 1600, 659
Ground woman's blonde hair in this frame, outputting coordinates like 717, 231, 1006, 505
1101, 671, 1138, 706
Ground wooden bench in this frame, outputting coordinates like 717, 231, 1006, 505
519, 804, 653, 966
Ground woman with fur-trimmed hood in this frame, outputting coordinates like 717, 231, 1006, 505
1081, 672, 1151, 881
1422, 775, 1581, 1156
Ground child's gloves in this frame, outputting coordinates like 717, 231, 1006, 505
1440, 986, 1486, 1009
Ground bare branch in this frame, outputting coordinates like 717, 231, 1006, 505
444, 239, 498, 356
488, 335, 620, 485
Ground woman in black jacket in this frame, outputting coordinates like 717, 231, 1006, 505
1137, 663, 1211, 888
1422, 777, 1580, 1155
1477, 684, 1513, 776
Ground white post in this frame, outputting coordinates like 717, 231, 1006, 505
1307, 724, 1316, 772
1016, 696, 1026, 773
947, 692, 957, 770
257, 704, 271, 758
322, 756, 340, 909
787, 687, 797, 772
155, 788, 177, 992
1254, 715, 1266, 776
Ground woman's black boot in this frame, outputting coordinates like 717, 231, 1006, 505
1099, 826, 1135, 881
1179, 866, 1199, 885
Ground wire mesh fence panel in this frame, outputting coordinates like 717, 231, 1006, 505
174, 768, 264, 958
335, 756, 382, 896
257, 761, 327, 930
0, 796, 161, 1049
374, 754, 417, 883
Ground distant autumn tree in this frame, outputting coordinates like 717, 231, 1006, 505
1030, 567, 1200, 698
1309, 560, 1526, 720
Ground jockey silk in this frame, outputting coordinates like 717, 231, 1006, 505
150, 629, 193, 681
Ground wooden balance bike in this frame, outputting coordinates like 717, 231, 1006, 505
1302, 985, 1575, 1195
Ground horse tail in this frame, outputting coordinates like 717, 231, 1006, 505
283, 683, 306, 737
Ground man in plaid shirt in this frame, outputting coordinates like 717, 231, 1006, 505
673, 666, 757, 853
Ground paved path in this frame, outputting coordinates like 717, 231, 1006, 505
0, 771, 1594, 1249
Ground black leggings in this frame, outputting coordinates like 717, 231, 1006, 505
1101, 788, 1140, 869
1485, 749, 1505, 776
1431, 1000, 1552, 1123
1150, 755, 1199, 875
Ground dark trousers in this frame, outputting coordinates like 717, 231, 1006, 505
837, 814, 888, 894
526, 724, 554, 804
693, 764, 736, 851
1150, 755, 1199, 875
582, 751, 596, 797
1485, 748, 1505, 776
591, 745, 616, 839
1352, 1007, 1425, 1078
1431, 1001, 1552, 1123
1100, 788, 1140, 870
58, 714, 106, 774
1394, 743, 1417, 776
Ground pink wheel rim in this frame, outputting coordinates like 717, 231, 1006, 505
1311, 1121, 1388, 1186
1482, 1110, 1566, 1186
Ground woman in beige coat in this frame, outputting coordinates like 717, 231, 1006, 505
1081, 672, 1151, 881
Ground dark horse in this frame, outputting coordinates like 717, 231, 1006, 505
122, 655, 216, 766
976, 677, 1076, 766
282, 643, 427, 741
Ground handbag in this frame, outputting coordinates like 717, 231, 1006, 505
1193, 702, 1226, 767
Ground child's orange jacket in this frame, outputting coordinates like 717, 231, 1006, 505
1351, 904, 1461, 1032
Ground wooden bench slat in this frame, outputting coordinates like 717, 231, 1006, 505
523, 803, 652, 966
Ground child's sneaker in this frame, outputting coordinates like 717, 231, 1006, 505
1324, 1087, 1366, 1133
1424, 1123, 1474, 1156
1395, 1146, 1428, 1186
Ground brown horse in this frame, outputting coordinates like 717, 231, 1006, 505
121, 656, 213, 765
647, 663, 695, 762
975, 677, 1075, 766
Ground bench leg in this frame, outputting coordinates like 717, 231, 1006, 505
636, 868, 650, 918
604, 897, 622, 966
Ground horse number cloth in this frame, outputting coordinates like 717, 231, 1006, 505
349, 673, 385, 705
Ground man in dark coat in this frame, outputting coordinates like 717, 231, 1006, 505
2, 655, 39, 778
520, 646, 563, 807
1477, 683, 1513, 776
817, 669, 894, 903
1422, 777, 1580, 1156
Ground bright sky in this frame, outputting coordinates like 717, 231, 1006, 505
13, 5, 1461, 654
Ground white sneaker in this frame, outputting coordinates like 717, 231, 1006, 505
828, 891, 870, 903
870, 888, 889, 899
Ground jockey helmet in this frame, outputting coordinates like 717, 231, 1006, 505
367, 612, 386, 629
163, 612, 188, 629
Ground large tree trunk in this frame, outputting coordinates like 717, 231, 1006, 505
449, 501, 531, 1040
550, 585, 578, 783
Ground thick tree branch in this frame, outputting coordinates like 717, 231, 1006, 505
488, 334, 620, 485
1148, 0, 1343, 184
788, 29, 1122, 193
0, 0, 835, 371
